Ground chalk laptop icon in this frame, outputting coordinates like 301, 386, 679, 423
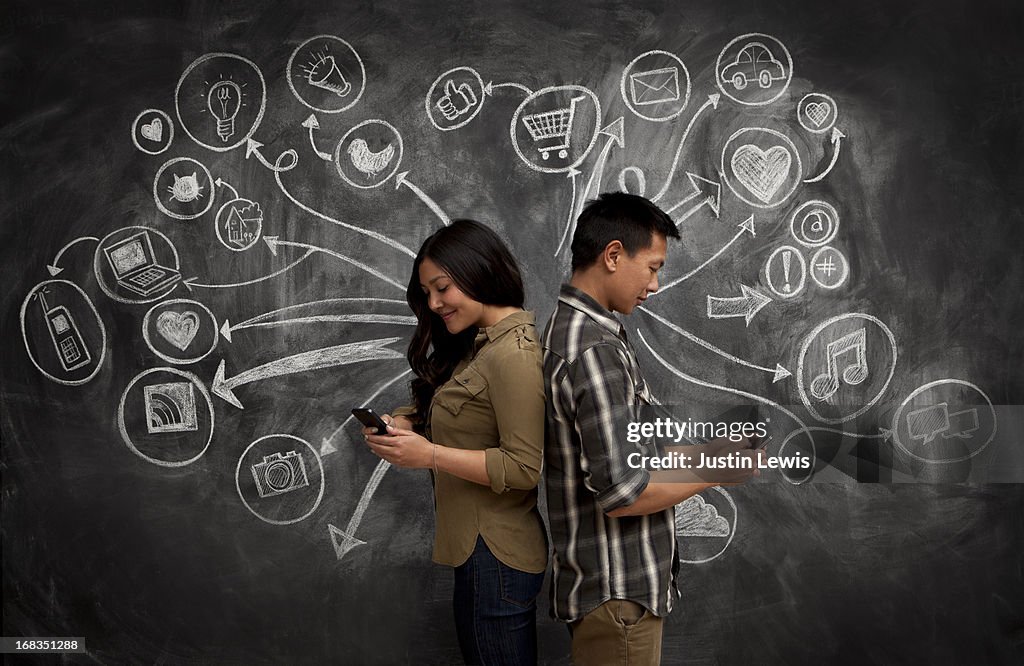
103, 231, 181, 296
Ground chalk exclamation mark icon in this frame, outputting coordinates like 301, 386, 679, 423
782, 249, 793, 293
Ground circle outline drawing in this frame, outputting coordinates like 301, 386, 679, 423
677, 486, 737, 565
809, 246, 849, 290
174, 52, 267, 153
796, 313, 898, 425
715, 33, 794, 107
721, 127, 803, 209
892, 379, 997, 464
142, 299, 220, 365
790, 200, 839, 248
131, 108, 174, 155
117, 367, 215, 468
20, 279, 107, 386
510, 85, 602, 174
235, 434, 326, 525
797, 93, 838, 134
425, 66, 486, 131
153, 157, 215, 221
764, 245, 807, 299
286, 35, 366, 115
619, 50, 692, 123
93, 226, 183, 305
333, 119, 404, 189
214, 197, 263, 252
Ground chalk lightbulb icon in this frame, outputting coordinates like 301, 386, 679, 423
207, 80, 241, 142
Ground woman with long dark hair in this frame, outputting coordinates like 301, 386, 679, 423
364, 219, 547, 666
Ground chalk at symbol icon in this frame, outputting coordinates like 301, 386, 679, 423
521, 95, 585, 160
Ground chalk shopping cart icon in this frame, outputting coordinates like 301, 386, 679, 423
521, 95, 585, 160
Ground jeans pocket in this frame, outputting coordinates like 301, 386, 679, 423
498, 562, 544, 609
615, 600, 648, 627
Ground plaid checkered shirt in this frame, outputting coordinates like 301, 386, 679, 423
542, 284, 678, 622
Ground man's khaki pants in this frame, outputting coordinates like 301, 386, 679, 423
568, 599, 664, 665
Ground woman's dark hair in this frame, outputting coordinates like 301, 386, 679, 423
570, 191, 680, 272
406, 219, 525, 424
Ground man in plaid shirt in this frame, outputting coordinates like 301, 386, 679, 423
542, 192, 763, 664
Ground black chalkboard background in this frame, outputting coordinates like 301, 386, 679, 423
2, 0, 1023, 664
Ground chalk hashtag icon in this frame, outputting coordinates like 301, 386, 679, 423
815, 255, 837, 277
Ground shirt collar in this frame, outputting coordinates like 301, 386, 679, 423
474, 309, 535, 346
558, 284, 625, 338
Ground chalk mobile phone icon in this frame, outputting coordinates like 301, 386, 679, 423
38, 290, 91, 372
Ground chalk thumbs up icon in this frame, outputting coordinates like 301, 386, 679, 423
436, 79, 478, 120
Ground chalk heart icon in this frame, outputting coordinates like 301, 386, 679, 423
731, 144, 792, 204
804, 102, 831, 127
141, 118, 163, 142
156, 310, 200, 351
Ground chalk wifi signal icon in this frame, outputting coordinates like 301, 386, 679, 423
303, 51, 351, 98
144, 382, 199, 434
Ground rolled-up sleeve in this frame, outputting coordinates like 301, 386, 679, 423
571, 343, 650, 513
483, 347, 545, 494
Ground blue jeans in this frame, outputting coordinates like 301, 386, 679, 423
452, 536, 544, 665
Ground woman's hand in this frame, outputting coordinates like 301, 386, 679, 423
364, 423, 434, 469
360, 413, 413, 438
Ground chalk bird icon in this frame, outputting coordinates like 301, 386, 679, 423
347, 139, 395, 179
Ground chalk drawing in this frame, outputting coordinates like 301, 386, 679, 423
809, 245, 849, 290
706, 285, 772, 325
721, 128, 803, 209
236, 434, 325, 525
222, 297, 411, 343
93, 226, 182, 304
212, 337, 406, 409
804, 128, 845, 183
556, 118, 624, 256
677, 487, 738, 564
330, 459, 390, 560
658, 215, 756, 294
153, 157, 214, 221
175, 52, 266, 152
321, 368, 414, 455
620, 50, 692, 122
334, 119, 404, 189
214, 197, 263, 252
663, 172, 721, 221
891, 379, 996, 464
715, 34, 793, 106
142, 298, 219, 365
131, 108, 174, 155
46, 236, 99, 276
764, 245, 807, 299
617, 166, 647, 196
790, 200, 839, 248
262, 237, 405, 291
20, 280, 106, 386
118, 367, 214, 467
395, 172, 451, 226
246, 139, 299, 172
183, 251, 315, 291
797, 93, 838, 134
796, 313, 897, 424
287, 35, 366, 114
511, 85, 601, 174
426, 66, 486, 131
301, 114, 333, 161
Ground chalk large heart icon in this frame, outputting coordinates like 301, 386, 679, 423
731, 144, 792, 204
141, 118, 163, 142
156, 310, 200, 351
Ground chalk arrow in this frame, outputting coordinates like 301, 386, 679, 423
664, 172, 721, 221
246, 138, 298, 172
557, 118, 624, 256
804, 127, 845, 183
47, 236, 99, 276
651, 93, 721, 203
182, 240, 312, 292
214, 177, 239, 200
706, 285, 772, 325
264, 237, 405, 291
395, 171, 451, 226
660, 215, 755, 293
302, 114, 333, 161
212, 338, 405, 409
330, 458, 392, 561
321, 368, 414, 455
483, 81, 533, 96
220, 319, 233, 343
223, 297, 411, 347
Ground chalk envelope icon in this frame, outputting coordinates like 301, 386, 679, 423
630, 67, 680, 106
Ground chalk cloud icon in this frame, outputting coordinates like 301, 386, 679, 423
676, 487, 738, 565
676, 495, 730, 537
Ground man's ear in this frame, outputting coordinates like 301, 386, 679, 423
603, 240, 624, 272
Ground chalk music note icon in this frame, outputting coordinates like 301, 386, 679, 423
810, 327, 868, 401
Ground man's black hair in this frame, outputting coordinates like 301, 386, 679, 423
570, 191, 680, 272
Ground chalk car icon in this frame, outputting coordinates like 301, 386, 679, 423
721, 42, 785, 90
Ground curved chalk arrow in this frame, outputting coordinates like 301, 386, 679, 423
183, 236, 314, 291
663, 172, 721, 221
222, 298, 412, 343
651, 93, 720, 203
330, 458, 392, 560
637, 305, 791, 382
804, 127, 845, 183
214, 177, 239, 200
302, 114, 333, 161
707, 285, 771, 325
556, 117, 624, 256
321, 368, 414, 455
555, 167, 583, 256
246, 138, 298, 172
47, 236, 99, 276
264, 236, 405, 292
212, 337, 405, 409
483, 81, 533, 96
659, 215, 755, 293
396, 171, 451, 226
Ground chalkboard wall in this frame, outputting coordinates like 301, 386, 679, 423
2, 0, 1023, 663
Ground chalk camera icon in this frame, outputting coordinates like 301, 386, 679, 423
251, 451, 310, 498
